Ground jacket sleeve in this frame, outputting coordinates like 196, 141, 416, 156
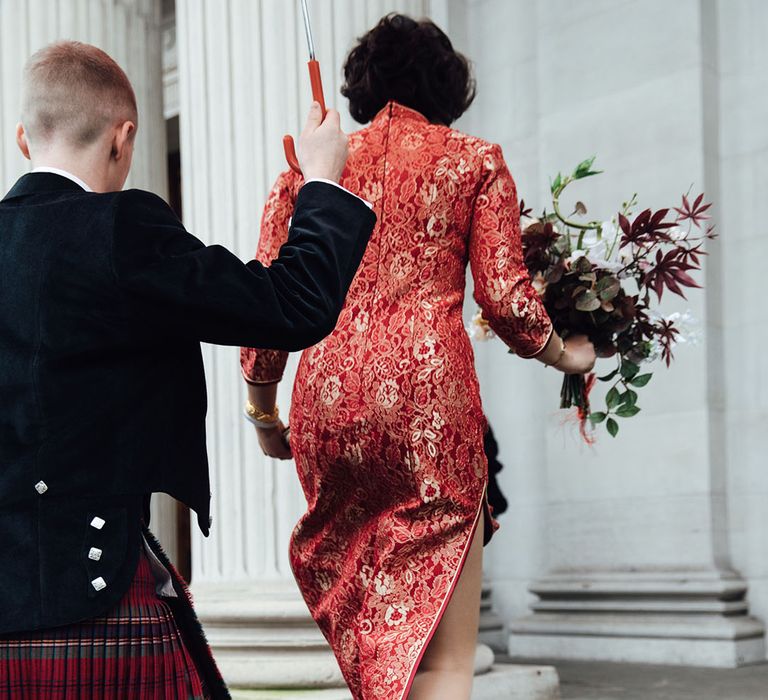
111, 181, 376, 350
468, 144, 553, 357
240, 171, 295, 384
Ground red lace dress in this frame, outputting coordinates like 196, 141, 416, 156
241, 102, 552, 700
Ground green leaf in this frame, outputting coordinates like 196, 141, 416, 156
607, 417, 619, 437
589, 412, 607, 424
630, 373, 653, 387
551, 172, 563, 193
606, 387, 621, 409
598, 368, 620, 382
616, 405, 641, 418
574, 256, 593, 274
573, 156, 596, 178
620, 389, 638, 407
596, 276, 620, 301
575, 290, 601, 312
620, 360, 640, 379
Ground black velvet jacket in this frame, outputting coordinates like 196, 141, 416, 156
0, 173, 375, 634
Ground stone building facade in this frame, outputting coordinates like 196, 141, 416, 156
1, 0, 766, 695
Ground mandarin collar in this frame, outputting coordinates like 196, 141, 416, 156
372, 101, 429, 124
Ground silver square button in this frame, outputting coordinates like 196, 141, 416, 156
34, 481, 48, 495
90, 516, 105, 530
88, 547, 102, 561
91, 576, 107, 591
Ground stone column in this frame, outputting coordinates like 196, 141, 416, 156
173, 0, 439, 690
175, 2, 558, 695
0, 0, 177, 556
462, 0, 765, 668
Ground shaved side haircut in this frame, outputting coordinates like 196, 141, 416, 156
21, 41, 138, 148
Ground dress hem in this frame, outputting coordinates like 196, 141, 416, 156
397, 489, 486, 700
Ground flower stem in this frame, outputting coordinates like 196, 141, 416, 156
552, 180, 603, 232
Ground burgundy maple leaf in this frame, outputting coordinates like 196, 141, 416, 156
619, 208, 676, 249
655, 318, 680, 367
642, 248, 701, 300
674, 193, 712, 228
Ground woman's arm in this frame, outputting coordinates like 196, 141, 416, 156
468, 143, 595, 374
240, 171, 301, 460
247, 382, 292, 460
240, 170, 300, 385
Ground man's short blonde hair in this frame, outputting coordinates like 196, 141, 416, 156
21, 41, 138, 147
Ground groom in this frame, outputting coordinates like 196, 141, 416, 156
0, 41, 374, 699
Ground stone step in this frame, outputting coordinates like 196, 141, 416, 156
230, 663, 561, 700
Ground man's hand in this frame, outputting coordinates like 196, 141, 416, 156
298, 102, 349, 182
256, 421, 292, 460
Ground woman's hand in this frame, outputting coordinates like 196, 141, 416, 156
256, 421, 292, 460
557, 334, 597, 374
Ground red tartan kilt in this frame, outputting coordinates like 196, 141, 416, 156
0, 552, 208, 700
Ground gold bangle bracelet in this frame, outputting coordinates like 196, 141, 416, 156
546, 338, 567, 369
245, 401, 280, 424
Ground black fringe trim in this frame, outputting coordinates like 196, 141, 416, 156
142, 528, 231, 700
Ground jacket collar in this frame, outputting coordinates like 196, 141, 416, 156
372, 100, 429, 125
2, 172, 87, 202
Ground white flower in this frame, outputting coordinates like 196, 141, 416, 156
567, 222, 628, 276
669, 226, 689, 242
466, 310, 495, 341
647, 338, 663, 363
666, 310, 702, 346
647, 309, 703, 358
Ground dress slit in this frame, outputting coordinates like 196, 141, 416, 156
398, 489, 486, 700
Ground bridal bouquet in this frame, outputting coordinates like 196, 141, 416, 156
474, 157, 714, 440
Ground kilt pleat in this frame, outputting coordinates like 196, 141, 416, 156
0, 551, 208, 700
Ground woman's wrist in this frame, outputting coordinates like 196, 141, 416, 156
544, 337, 567, 369
244, 400, 280, 429
536, 331, 566, 367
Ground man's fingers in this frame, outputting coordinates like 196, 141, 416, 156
302, 101, 323, 136
319, 108, 341, 130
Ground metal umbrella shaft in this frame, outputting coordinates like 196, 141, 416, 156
284, 0, 326, 172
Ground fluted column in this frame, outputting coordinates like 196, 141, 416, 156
175, 0, 436, 690
461, 0, 765, 668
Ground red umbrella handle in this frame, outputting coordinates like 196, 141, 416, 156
284, 59, 327, 173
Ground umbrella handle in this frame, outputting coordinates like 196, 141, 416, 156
284, 59, 327, 173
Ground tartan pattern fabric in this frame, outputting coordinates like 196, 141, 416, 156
0, 551, 209, 700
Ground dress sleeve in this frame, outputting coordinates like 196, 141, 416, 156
468, 144, 553, 358
240, 171, 297, 384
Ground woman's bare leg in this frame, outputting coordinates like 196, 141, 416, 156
408, 510, 484, 700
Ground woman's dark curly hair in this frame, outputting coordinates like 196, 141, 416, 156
341, 14, 476, 126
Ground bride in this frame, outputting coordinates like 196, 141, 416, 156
241, 13, 595, 700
